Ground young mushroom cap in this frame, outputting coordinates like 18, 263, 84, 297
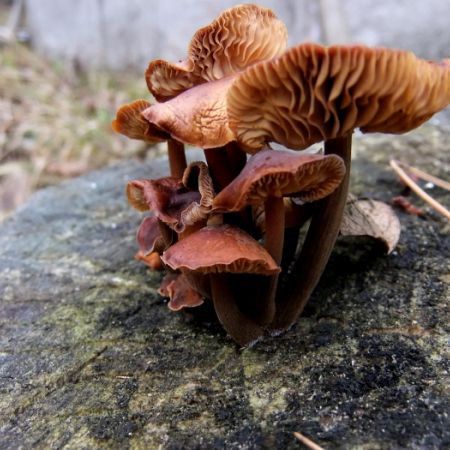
161, 224, 280, 275
112, 99, 170, 142
136, 215, 165, 256
227, 44, 450, 152
212, 148, 346, 212
158, 273, 204, 311
126, 161, 215, 232
146, 4, 288, 102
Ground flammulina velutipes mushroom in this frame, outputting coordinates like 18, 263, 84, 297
113, 4, 450, 346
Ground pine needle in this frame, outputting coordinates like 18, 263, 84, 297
390, 159, 450, 221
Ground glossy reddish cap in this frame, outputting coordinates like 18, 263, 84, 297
213, 148, 346, 212
161, 224, 280, 275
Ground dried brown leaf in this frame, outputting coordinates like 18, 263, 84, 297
340, 195, 401, 254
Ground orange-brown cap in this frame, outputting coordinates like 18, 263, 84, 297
161, 224, 280, 275
227, 44, 450, 152
213, 148, 346, 212
142, 77, 236, 148
112, 99, 169, 142
146, 4, 288, 102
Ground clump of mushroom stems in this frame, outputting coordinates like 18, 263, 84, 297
272, 135, 352, 331
114, 4, 450, 346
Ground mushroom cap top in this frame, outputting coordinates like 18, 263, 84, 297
112, 99, 169, 142
212, 148, 346, 212
227, 44, 450, 152
142, 77, 236, 148
161, 224, 281, 275
146, 4, 288, 102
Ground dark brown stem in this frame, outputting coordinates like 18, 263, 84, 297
205, 145, 253, 233
167, 139, 187, 179
225, 142, 247, 178
255, 196, 285, 325
281, 226, 301, 271
264, 196, 285, 264
281, 202, 314, 271
204, 147, 234, 192
210, 273, 265, 347
270, 134, 352, 332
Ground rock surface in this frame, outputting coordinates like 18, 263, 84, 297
1, 124, 449, 449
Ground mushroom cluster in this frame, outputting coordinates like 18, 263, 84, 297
114, 4, 450, 345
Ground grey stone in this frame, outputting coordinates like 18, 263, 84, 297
1, 124, 450, 449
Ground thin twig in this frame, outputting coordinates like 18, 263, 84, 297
396, 161, 450, 191
390, 160, 450, 221
293, 432, 325, 450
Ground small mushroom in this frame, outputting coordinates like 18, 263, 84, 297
213, 148, 346, 323
225, 44, 450, 331
158, 273, 204, 312
126, 161, 215, 234
161, 224, 280, 345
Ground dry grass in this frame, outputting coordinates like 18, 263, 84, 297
0, 42, 161, 221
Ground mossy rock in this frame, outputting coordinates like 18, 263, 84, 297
1, 124, 449, 449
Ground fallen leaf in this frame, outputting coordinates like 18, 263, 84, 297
340, 195, 401, 254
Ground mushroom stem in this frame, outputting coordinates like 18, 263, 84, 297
167, 139, 187, 179
282, 202, 314, 271
210, 273, 265, 346
204, 147, 234, 191
264, 196, 285, 264
226, 142, 247, 178
258, 196, 285, 324
281, 226, 301, 271
271, 134, 352, 332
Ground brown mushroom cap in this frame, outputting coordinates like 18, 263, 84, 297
142, 77, 236, 148
126, 161, 214, 232
112, 99, 170, 142
146, 4, 288, 102
161, 224, 280, 275
136, 215, 165, 256
212, 148, 346, 212
227, 44, 450, 152
158, 273, 204, 311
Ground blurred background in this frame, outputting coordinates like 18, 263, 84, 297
1, 0, 449, 220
